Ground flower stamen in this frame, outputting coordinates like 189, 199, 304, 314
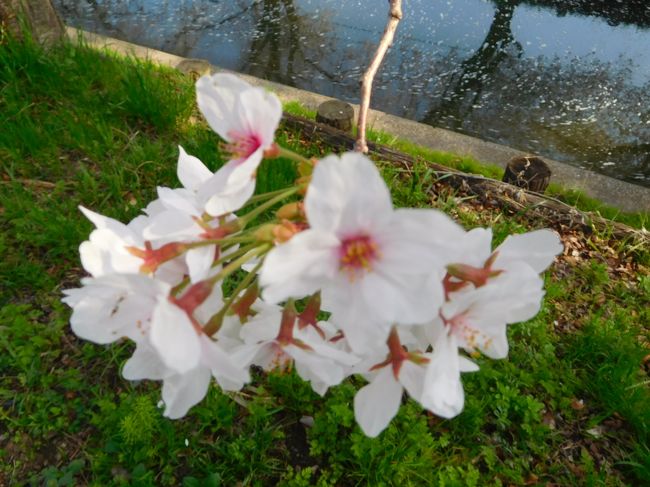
339, 235, 380, 279
223, 130, 262, 162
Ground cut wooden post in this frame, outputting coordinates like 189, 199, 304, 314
502, 156, 551, 193
316, 100, 354, 133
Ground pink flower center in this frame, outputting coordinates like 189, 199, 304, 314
339, 235, 380, 278
268, 342, 291, 371
447, 313, 491, 352
224, 130, 262, 162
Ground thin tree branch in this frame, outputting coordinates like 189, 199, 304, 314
355, 0, 403, 153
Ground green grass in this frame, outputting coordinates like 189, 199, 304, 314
1, 33, 649, 485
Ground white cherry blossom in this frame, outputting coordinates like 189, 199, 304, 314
352, 328, 430, 437
144, 147, 243, 282
234, 300, 358, 395
435, 263, 545, 359
62, 273, 170, 344
78, 206, 187, 285
64, 272, 250, 418
420, 330, 479, 419
260, 152, 465, 353
196, 73, 282, 216
450, 227, 563, 278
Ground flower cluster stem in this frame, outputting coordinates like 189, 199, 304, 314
277, 145, 313, 166
203, 245, 271, 335
238, 186, 303, 227
204, 260, 263, 336
245, 186, 297, 206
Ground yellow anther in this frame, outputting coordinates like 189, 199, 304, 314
339, 236, 380, 279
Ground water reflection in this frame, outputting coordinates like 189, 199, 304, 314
423, 0, 522, 128
53, 0, 650, 186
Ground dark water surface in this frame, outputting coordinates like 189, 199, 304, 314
53, 0, 650, 187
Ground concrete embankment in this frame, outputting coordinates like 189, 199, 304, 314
66, 27, 650, 213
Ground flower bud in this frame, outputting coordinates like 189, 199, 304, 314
297, 159, 316, 177
263, 142, 281, 159
276, 201, 305, 220
253, 224, 277, 243
273, 220, 303, 243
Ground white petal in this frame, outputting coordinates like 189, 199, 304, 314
79, 206, 129, 235
144, 209, 198, 240
399, 360, 426, 400
204, 177, 256, 217
306, 153, 392, 234
237, 87, 282, 147
242, 342, 288, 370
197, 157, 258, 216
239, 307, 281, 344
287, 344, 346, 387
197, 161, 236, 204
78, 240, 104, 276
459, 356, 480, 372
63, 274, 168, 344
199, 335, 250, 391
161, 367, 211, 419
156, 186, 200, 215
186, 246, 216, 283
224, 148, 263, 190
80, 227, 142, 276
177, 146, 212, 191
322, 282, 392, 354
495, 229, 563, 273
150, 299, 201, 374
193, 282, 224, 324
421, 334, 465, 419
353, 366, 403, 437
303, 336, 360, 367
457, 227, 493, 267
259, 230, 339, 304
482, 325, 509, 359
122, 343, 168, 380
359, 270, 443, 326
196, 73, 251, 139
379, 208, 466, 269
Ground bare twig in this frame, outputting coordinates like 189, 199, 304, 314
0, 178, 57, 188
355, 0, 403, 153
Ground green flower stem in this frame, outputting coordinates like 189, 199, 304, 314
203, 246, 270, 336
238, 186, 303, 227
277, 145, 313, 166
170, 242, 264, 298
206, 244, 271, 289
184, 234, 255, 250
245, 186, 297, 206
204, 259, 263, 337
212, 242, 262, 269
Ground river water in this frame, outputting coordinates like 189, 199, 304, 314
53, 0, 650, 187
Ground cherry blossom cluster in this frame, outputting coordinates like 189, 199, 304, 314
63, 73, 563, 436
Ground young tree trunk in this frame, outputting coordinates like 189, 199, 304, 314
355, 0, 403, 153
1, 0, 64, 45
